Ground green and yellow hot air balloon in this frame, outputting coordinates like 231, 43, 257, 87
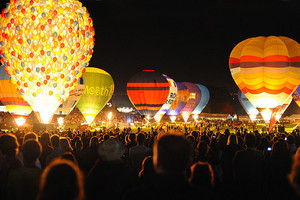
76, 67, 114, 124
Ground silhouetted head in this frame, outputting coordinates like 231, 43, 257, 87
0, 133, 19, 157
189, 161, 214, 189
245, 133, 256, 148
38, 158, 84, 200
153, 134, 192, 175
23, 139, 42, 166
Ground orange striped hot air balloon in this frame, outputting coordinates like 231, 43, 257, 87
0, 66, 32, 126
127, 70, 170, 118
229, 36, 300, 121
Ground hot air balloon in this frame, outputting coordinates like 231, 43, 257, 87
0, 0, 95, 123
192, 84, 210, 121
55, 77, 85, 116
76, 67, 114, 124
238, 90, 259, 121
0, 66, 32, 126
127, 70, 170, 118
166, 82, 189, 122
154, 75, 177, 122
229, 36, 300, 121
180, 82, 201, 122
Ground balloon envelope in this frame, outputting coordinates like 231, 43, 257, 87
192, 84, 210, 115
0, 66, 32, 124
154, 75, 178, 121
0, 0, 95, 123
76, 68, 114, 124
55, 78, 85, 116
166, 82, 189, 116
229, 36, 300, 109
180, 82, 201, 115
127, 70, 170, 117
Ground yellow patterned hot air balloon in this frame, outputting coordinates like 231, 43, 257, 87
229, 36, 300, 121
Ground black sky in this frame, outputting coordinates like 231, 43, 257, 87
83, 0, 300, 94
2, 0, 300, 115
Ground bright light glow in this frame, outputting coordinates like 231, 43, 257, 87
58, 117, 64, 126
15, 117, 26, 127
193, 114, 199, 122
127, 118, 132, 123
260, 108, 272, 122
154, 114, 163, 123
107, 112, 112, 121
170, 115, 177, 122
182, 112, 190, 123
117, 107, 134, 113
255, 97, 278, 109
85, 115, 95, 124
33, 96, 61, 123
275, 114, 282, 121
249, 114, 256, 121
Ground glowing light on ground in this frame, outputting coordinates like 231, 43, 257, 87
15, 117, 26, 126
261, 108, 272, 122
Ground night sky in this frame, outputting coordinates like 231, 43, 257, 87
2, 0, 300, 115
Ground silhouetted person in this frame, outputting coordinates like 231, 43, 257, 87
189, 161, 214, 190
129, 132, 152, 176
138, 156, 155, 184
39, 132, 53, 169
46, 134, 64, 165
37, 158, 84, 200
264, 141, 297, 200
232, 133, 263, 200
85, 138, 133, 200
6, 139, 42, 200
221, 134, 242, 185
0, 134, 22, 200
125, 134, 213, 200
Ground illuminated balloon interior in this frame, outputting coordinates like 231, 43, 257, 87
0, 0, 95, 123
14, 117, 26, 126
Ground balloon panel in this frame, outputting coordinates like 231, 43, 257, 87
76, 67, 114, 122
180, 82, 201, 114
0, 66, 32, 118
127, 70, 170, 117
229, 36, 300, 109
166, 82, 189, 116
155, 75, 178, 116
238, 90, 259, 116
55, 77, 85, 116
192, 84, 210, 114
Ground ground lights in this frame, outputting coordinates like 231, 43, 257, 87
0, 0, 95, 123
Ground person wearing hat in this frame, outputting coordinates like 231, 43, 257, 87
85, 138, 134, 200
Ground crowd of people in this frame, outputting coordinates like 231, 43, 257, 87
1, 126, 300, 200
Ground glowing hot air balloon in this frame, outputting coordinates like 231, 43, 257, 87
229, 36, 300, 121
76, 67, 114, 124
55, 77, 85, 116
0, 0, 95, 123
166, 82, 189, 120
238, 90, 259, 121
127, 70, 170, 118
192, 84, 210, 121
180, 82, 201, 122
0, 66, 32, 126
154, 75, 177, 122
